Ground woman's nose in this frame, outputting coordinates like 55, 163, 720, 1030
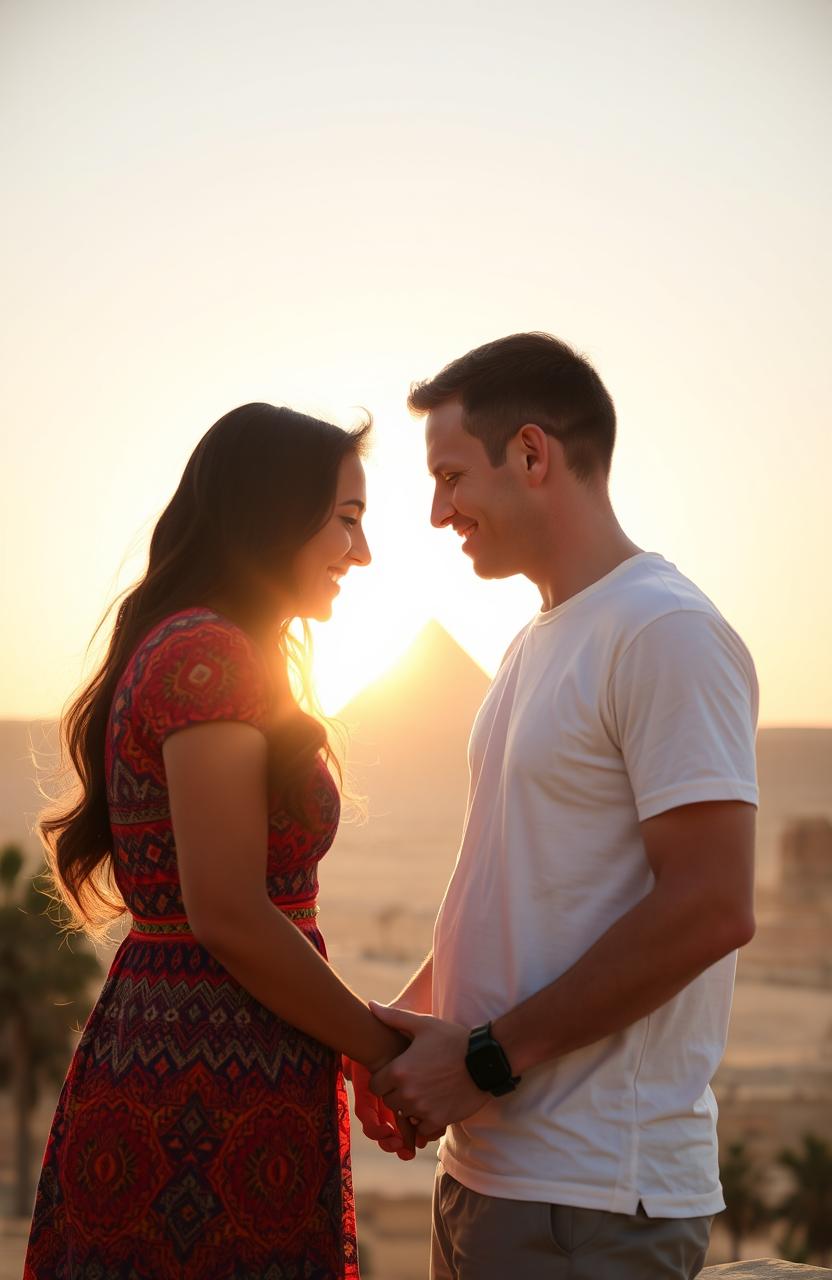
350, 526, 371, 566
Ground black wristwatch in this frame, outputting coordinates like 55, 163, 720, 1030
464, 1022, 521, 1097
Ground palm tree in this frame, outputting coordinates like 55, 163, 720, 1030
775, 1133, 832, 1265
0, 843, 101, 1217
720, 1140, 769, 1261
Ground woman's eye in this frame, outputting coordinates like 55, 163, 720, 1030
341, 516, 358, 527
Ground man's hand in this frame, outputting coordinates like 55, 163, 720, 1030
368, 1003, 489, 1138
343, 1056, 420, 1160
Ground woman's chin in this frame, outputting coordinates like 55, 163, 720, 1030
296, 601, 333, 623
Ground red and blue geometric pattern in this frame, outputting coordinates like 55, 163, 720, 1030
24, 609, 358, 1279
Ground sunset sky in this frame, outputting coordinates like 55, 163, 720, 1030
2, 0, 830, 724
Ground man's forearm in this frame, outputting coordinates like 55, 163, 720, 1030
493, 882, 752, 1076
394, 950, 433, 1013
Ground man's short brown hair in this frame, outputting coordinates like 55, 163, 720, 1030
408, 332, 616, 481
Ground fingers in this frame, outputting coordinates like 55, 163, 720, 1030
351, 1063, 396, 1139
394, 1110, 417, 1149
361, 1114, 399, 1141
349, 1057, 418, 1157
353, 1091, 391, 1140
348, 1047, 448, 1157
378, 1132, 409, 1155
368, 1001, 426, 1036
376, 1086, 408, 1115
368, 1059, 401, 1100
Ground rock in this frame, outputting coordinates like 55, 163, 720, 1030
701, 1261, 831, 1277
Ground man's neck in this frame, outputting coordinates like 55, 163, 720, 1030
534, 517, 643, 613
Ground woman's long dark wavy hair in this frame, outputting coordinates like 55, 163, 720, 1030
40, 403, 370, 937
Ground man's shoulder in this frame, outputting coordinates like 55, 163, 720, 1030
597, 555, 726, 645
607, 559, 757, 711
561, 555, 755, 695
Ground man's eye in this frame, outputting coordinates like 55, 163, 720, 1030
443, 473, 459, 485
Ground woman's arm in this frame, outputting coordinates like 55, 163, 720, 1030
163, 719, 408, 1071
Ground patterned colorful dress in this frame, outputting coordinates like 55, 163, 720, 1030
25, 607, 359, 1280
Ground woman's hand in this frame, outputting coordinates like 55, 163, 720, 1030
344, 1056, 422, 1160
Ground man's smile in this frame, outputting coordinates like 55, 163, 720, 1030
454, 521, 478, 545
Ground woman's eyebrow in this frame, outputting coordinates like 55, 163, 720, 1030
338, 498, 365, 510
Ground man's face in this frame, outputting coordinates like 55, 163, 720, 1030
425, 400, 524, 579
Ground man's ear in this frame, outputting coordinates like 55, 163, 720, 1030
515, 423, 552, 487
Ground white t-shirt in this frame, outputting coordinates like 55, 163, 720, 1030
433, 552, 759, 1217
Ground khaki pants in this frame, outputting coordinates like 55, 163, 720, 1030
431, 1169, 713, 1280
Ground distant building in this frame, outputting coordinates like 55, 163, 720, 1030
714, 817, 832, 1173
739, 816, 832, 989
779, 817, 832, 904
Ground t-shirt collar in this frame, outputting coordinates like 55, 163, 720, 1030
532, 551, 663, 628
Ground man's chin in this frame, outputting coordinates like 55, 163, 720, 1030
469, 554, 514, 581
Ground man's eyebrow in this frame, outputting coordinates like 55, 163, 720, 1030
338, 498, 365, 511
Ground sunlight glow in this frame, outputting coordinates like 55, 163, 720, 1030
1, 0, 829, 726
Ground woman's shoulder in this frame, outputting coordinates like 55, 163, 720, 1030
122, 608, 272, 731
138, 606, 256, 657
135, 606, 269, 675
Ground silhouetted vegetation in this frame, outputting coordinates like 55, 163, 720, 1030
721, 1132, 832, 1266
720, 1140, 770, 1261
0, 843, 101, 1216
775, 1133, 832, 1266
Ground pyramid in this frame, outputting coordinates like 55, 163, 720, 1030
320, 621, 491, 914
336, 619, 489, 789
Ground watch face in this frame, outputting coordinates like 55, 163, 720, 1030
470, 1043, 510, 1090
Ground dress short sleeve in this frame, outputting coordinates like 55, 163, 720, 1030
133, 612, 271, 748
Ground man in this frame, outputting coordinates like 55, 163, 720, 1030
357, 332, 758, 1279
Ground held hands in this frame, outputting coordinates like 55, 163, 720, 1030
367, 1003, 490, 1139
344, 1056, 423, 1161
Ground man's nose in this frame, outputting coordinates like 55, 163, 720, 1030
431, 490, 456, 529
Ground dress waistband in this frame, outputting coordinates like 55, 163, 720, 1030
130, 900, 319, 938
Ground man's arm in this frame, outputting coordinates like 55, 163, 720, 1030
494, 800, 754, 1071
371, 800, 755, 1131
394, 950, 433, 1013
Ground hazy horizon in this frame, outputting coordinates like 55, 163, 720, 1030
0, 618, 829, 730
2, 629, 829, 896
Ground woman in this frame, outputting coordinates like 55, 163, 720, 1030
24, 403, 412, 1280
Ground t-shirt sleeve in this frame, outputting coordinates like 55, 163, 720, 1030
134, 616, 271, 748
608, 608, 759, 822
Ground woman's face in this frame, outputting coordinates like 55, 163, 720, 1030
291, 452, 371, 621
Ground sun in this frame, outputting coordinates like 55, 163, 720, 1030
308, 589, 426, 715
